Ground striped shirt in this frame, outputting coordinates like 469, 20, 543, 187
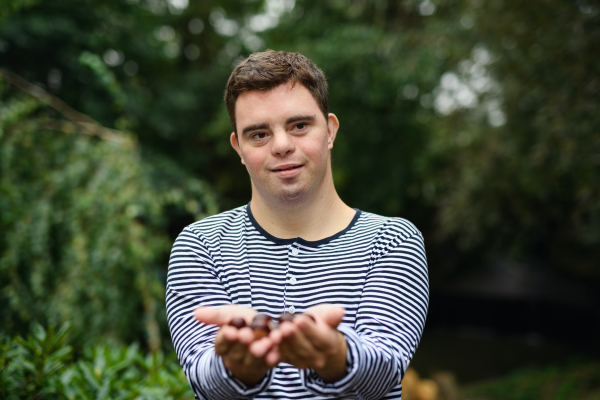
166, 204, 429, 400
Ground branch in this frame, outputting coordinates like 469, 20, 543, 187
0, 68, 133, 145
42, 119, 130, 144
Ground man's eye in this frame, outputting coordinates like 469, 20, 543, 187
252, 132, 266, 139
295, 123, 307, 130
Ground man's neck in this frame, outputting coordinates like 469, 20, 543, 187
249, 185, 356, 242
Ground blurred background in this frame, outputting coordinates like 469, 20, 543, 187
1, 0, 599, 398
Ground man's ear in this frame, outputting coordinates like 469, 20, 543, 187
230, 132, 245, 165
326, 113, 340, 150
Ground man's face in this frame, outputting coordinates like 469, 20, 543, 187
231, 82, 339, 206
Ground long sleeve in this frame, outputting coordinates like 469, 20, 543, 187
166, 227, 275, 400
167, 207, 428, 400
301, 231, 429, 399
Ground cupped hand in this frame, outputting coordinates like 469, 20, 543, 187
194, 305, 275, 385
262, 304, 348, 383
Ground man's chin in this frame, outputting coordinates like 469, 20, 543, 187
276, 189, 307, 205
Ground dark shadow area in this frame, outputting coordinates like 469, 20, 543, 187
412, 260, 600, 382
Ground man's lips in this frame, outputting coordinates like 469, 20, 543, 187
270, 164, 304, 178
271, 164, 303, 172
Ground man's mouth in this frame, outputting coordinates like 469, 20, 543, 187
273, 165, 302, 172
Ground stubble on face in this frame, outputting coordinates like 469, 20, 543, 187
266, 153, 328, 206
233, 82, 335, 210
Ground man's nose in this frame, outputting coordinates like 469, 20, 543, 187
271, 129, 295, 156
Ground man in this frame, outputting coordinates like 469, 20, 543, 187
166, 50, 429, 399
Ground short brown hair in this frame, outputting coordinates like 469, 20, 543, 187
224, 50, 329, 136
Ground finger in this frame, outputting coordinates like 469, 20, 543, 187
304, 305, 345, 328
194, 305, 257, 327
297, 319, 341, 352
223, 325, 241, 342
237, 327, 255, 344
215, 326, 238, 355
195, 306, 226, 325
216, 326, 256, 355
217, 328, 256, 364
265, 347, 281, 366
279, 320, 299, 339
248, 336, 275, 358
219, 304, 258, 324
278, 323, 320, 366
269, 327, 283, 344
294, 313, 317, 329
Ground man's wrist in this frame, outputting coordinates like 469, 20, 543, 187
313, 330, 348, 383
225, 361, 270, 386
214, 355, 274, 397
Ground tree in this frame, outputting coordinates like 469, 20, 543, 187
0, 68, 216, 350
427, 0, 600, 278
2, 0, 598, 353
256, 0, 600, 280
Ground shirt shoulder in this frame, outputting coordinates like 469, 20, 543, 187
357, 210, 421, 238
356, 211, 423, 260
184, 205, 248, 239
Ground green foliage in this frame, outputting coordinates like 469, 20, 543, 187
256, 0, 600, 279
0, 324, 193, 400
0, 78, 216, 349
463, 361, 600, 400
78, 51, 125, 110
261, 0, 446, 218
0, 0, 598, 358
0, 324, 71, 399
0, 0, 266, 209
0, 0, 40, 22
426, 0, 600, 277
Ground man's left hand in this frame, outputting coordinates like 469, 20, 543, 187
250, 305, 348, 383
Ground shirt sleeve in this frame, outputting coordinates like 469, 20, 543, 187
166, 226, 275, 400
300, 230, 429, 399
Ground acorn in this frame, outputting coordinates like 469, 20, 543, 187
278, 312, 295, 323
229, 317, 247, 329
250, 313, 274, 339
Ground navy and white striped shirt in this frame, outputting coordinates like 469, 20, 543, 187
166, 204, 429, 399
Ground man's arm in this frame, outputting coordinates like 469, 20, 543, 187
194, 305, 274, 385
166, 227, 275, 399
259, 230, 429, 399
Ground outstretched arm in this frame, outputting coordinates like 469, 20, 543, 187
167, 228, 275, 400
194, 305, 274, 385
260, 232, 428, 399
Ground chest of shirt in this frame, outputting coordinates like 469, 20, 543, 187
213, 239, 373, 324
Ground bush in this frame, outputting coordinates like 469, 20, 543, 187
0, 324, 194, 400
463, 361, 600, 400
0, 73, 217, 350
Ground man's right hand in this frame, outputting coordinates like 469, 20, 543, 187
194, 305, 274, 386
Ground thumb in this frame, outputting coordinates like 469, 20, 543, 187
305, 305, 345, 328
194, 305, 257, 327
194, 306, 227, 326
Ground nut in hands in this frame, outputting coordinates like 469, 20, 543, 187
250, 313, 276, 339
228, 317, 247, 329
278, 312, 295, 323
